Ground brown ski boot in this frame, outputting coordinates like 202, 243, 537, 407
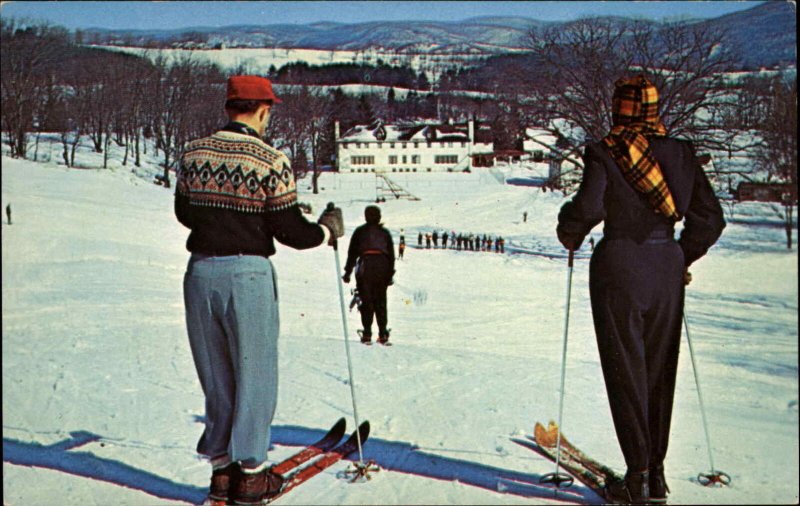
232, 465, 284, 505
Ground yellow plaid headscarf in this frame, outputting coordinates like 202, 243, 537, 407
603, 75, 680, 220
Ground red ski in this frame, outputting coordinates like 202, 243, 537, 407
201, 418, 346, 506
271, 417, 347, 475
268, 421, 371, 502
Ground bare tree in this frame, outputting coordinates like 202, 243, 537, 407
1, 19, 68, 158
754, 76, 798, 249
148, 54, 204, 187
269, 86, 314, 179
517, 17, 735, 190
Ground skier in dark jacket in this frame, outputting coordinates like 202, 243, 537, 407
557, 75, 725, 504
343, 205, 395, 344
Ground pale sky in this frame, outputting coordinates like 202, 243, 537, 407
0, 1, 766, 31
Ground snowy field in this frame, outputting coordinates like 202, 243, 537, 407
2, 137, 798, 505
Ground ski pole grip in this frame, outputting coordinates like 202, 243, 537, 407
568, 249, 575, 268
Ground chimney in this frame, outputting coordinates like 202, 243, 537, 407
468, 119, 474, 143
334, 121, 340, 141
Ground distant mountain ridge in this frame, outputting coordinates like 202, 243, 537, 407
84, 1, 795, 68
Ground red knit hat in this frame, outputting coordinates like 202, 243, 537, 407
226, 75, 281, 103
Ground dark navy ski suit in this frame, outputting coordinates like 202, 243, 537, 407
557, 138, 725, 472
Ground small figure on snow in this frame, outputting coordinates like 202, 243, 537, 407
557, 75, 725, 505
342, 205, 395, 345
6, 203, 11, 225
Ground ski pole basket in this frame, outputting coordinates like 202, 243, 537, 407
341, 459, 381, 483
540, 471, 574, 488
698, 470, 732, 487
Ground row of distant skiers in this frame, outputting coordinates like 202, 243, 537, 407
402, 230, 505, 255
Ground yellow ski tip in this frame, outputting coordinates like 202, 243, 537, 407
534, 420, 561, 447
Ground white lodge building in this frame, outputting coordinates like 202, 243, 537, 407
335, 120, 494, 173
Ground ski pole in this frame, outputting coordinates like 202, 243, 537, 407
330, 214, 365, 465
683, 312, 731, 487
540, 249, 575, 489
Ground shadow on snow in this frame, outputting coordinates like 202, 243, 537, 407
3, 424, 603, 504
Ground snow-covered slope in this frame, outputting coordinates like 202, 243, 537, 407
2, 141, 797, 505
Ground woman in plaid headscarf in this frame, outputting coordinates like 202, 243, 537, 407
557, 75, 726, 504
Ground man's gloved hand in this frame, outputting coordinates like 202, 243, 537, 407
318, 204, 344, 246
556, 228, 582, 252
342, 273, 351, 283
683, 269, 692, 286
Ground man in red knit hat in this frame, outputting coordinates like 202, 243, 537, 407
175, 75, 344, 505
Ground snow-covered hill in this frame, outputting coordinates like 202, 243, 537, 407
86, 1, 796, 69
2, 138, 798, 505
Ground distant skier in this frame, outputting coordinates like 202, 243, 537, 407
557, 75, 725, 504
398, 231, 406, 260
498, 236, 505, 253
418, 231, 423, 247
342, 205, 395, 345
432, 230, 439, 248
523, 211, 528, 223
442, 231, 449, 249
425, 233, 432, 249
5, 203, 11, 225
175, 75, 344, 505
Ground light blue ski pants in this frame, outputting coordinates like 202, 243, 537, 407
183, 253, 279, 468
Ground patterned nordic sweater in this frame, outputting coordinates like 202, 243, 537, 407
175, 122, 324, 257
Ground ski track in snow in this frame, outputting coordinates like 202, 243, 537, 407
2, 139, 798, 505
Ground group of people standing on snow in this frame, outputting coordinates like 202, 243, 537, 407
415, 230, 505, 253
174, 74, 724, 505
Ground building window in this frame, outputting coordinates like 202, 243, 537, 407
402, 143, 407, 148
389, 155, 398, 164
390, 142, 395, 148
402, 155, 407, 164
352, 156, 375, 165
435, 155, 458, 164
533, 150, 545, 162
414, 142, 419, 148
342, 143, 348, 149
411, 155, 420, 164
461, 142, 466, 148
